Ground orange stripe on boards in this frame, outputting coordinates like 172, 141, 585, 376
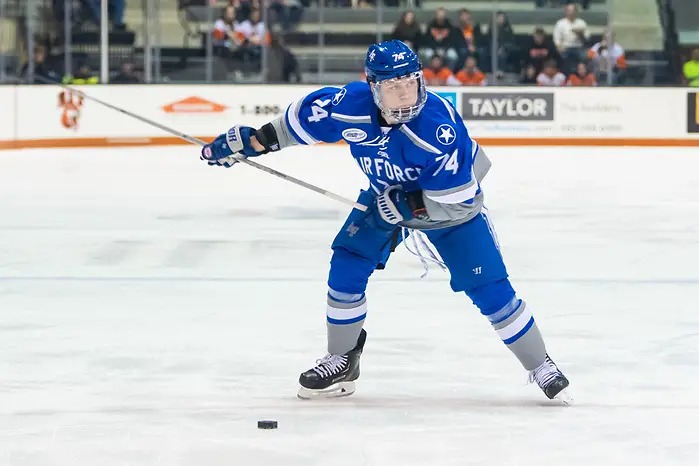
2, 137, 699, 151
0, 136, 215, 150
473, 138, 699, 147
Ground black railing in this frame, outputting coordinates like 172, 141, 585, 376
656, 0, 682, 84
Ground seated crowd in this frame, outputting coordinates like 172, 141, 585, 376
392, 3, 627, 87
211, 0, 301, 82
21, 0, 633, 87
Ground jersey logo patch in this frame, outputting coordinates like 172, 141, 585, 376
342, 128, 368, 143
436, 124, 456, 145
332, 88, 347, 106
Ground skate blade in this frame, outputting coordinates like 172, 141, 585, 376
553, 389, 574, 406
297, 381, 356, 400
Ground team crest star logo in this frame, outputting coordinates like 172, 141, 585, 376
436, 124, 455, 145
332, 88, 346, 106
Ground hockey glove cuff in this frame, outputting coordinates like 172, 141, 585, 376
200, 126, 261, 168
373, 185, 414, 230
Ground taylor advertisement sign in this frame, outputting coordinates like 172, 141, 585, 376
461, 93, 555, 121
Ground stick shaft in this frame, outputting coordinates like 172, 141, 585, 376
37, 78, 367, 212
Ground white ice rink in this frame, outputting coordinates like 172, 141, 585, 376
1, 144, 698, 465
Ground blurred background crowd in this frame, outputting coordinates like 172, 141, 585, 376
1, 0, 697, 87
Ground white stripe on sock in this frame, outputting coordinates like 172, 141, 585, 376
326, 301, 367, 322
496, 304, 533, 341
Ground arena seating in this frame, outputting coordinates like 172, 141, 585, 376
0, 0, 677, 85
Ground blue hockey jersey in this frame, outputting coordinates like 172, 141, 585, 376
283, 82, 489, 228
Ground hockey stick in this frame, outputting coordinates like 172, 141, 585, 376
35, 76, 367, 212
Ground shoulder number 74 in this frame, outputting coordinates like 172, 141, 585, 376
308, 98, 331, 123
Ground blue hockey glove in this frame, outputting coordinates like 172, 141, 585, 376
200, 126, 262, 168
371, 185, 414, 230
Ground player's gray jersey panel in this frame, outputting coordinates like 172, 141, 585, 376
273, 114, 301, 149
331, 113, 372, 124
472, 144, 491, 181
423, 179, 477, 202
400, 191, 484, 230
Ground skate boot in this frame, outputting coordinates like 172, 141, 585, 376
529, 354, 572, 404
297, 329, 367, 400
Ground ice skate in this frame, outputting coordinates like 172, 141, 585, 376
529, 354, 572, 405
298, 329, 367, 400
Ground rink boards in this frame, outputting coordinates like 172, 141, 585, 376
1, 85, 699, 149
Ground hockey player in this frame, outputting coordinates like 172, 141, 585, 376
200, 40, 571, 403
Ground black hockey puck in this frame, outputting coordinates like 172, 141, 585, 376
257, 420, 278, 429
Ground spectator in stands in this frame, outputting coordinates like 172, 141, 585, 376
536, 58, 566, 86
391, 11, 422, 52
483, 11, 517, 73
83, 0, 126, 29
422, 55, 460, 86
213, 6, 243, 50
112, 62, 141, 84
455, 56, 487, 86
234, 8, 267, 63
520, 63, 538, 85
567, 61, 596, 86
20, 45, 59, 84
457, 9, 483, 60
419, 8, 461, 70
523, 27, 561, 75
684, 48, 699, 87
265, 32, 301, 83
63, 62, 99, 84
553, 3, 589, 73
588, 30, 627, 85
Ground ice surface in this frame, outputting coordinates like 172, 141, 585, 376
1, 144, 698, 465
